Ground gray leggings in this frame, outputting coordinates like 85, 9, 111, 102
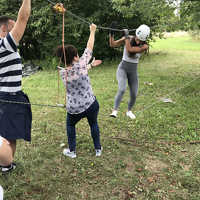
114, 60, 138, 111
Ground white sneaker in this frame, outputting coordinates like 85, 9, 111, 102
63, 148, 76, 158
126, 111, 136, 119
110, 110, 117, 118
0, 185, 3, 200
95, 147, 103, 157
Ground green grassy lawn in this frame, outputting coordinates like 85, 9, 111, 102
1, 35, 200, 200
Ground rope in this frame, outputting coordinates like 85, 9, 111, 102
47, 0, 136, 32
0, 0, 196, 111
105, 136, 200, 146
62, 9, 67, 106
136, 76, 200, 116
47, 0, 56, 5
66, 10, 136, 32
0, 99, 65, 108
45, 0, 188, 33
56, 4, 67, 106
0, 74, 198, 110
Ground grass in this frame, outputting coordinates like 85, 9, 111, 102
1, 35, 200, 200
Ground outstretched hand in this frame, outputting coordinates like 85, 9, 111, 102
91, 60, 102, 67
90, 23, 97, 33
91, 57, 102, 67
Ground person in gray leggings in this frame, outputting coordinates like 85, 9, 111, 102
109, 24, 150, 119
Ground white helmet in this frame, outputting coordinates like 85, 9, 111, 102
136, 24, 150, 41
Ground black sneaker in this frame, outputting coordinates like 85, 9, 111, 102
1, 163, 16, 173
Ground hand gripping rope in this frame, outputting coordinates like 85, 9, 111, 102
0, 0, 198, 113
47, 0, 136, 32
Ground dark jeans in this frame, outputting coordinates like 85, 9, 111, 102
66, 99, 101, 152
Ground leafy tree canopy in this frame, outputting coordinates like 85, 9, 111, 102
0, 0, 179, 62
180, 0, 200, 30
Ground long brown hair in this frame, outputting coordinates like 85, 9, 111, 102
129, 36, 148, 57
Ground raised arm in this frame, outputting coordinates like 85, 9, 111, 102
87, 23, 97, 51
109, 35, 125, 48
108, 21, 125, 48
11, 0, 31, 44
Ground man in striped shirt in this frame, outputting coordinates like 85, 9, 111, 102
0, 0, 32, 173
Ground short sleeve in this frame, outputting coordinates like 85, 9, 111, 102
2, 33, 18, 52
79, 48, 92, 68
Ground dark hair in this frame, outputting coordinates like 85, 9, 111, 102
56, 45, 78, 66
0, 16, 13, 27
129, 36, 148, 57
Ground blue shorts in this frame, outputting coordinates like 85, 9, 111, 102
0, 91, 32, 141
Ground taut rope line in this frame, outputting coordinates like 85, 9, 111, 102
46, 0, 136, 32
0, 0, 198, 112
0, 99, 65, 108
136, 76, 200, 116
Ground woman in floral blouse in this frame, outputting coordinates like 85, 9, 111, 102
56, 24, 102, 158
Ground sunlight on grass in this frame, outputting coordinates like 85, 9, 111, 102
151, 36, 200, 51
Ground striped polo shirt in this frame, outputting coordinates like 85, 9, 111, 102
0, 33, 22, 92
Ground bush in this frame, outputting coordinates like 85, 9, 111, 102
189, 29, 200, 41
